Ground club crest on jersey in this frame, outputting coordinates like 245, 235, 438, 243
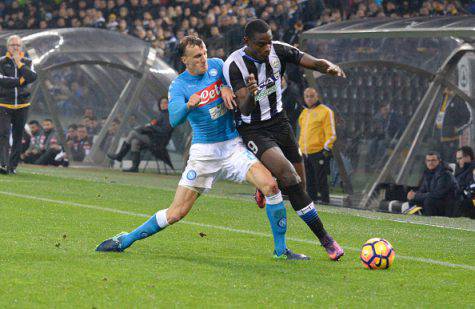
196, 79, 223, 107
209, 68, 218, 76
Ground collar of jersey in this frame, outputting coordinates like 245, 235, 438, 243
183, 69, 205, 79
241, 49, 264, 64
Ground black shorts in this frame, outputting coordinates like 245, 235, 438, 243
237, 113, 302, 163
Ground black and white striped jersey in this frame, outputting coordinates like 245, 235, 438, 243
223, 41, 304, 125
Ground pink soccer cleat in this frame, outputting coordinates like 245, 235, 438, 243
322, 235, 344, 261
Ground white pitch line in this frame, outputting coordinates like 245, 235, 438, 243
1, 190, 474, 271
21, 169, 475, 232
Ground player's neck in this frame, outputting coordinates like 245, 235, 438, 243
244, 47, 264, 63
186, 69, 204, 77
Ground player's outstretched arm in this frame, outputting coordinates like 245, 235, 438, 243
299, 53, 346, 78
234, 74, 258, 116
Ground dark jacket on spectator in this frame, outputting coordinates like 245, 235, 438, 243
0, 52, 37, 107
43, 128, 59, 150
138, 110, 173, 144
70, 137, 91, 162
413, 163, 459, 205
455, 161, 475, 192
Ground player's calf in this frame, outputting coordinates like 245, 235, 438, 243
96, 209, 169, 252
285, 182, 344, 260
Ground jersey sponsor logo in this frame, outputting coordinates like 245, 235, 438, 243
186, 170, 197, 180
196, 79, 223, 107
209, 68, 218, 76
255, 84, 277, 101
254, 72, 280, 101
208, 103, 227, 120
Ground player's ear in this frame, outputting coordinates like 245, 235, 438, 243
243, 36, 249, 45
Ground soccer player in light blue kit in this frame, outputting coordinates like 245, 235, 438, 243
96, 36, 308, 260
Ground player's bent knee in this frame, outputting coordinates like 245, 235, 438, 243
166, 209, 187, 224
278, 170, 300, 187
166, 205, 191, 224
260, 178, 279, 196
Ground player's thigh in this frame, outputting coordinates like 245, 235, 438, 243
260, 146, 300, 186
179, 152, 220, 192
221, 138, 260, 184
245, 161, 279, 196
239, 127, 276, 160
275, 120, 303, 165
167, 185, 200, 223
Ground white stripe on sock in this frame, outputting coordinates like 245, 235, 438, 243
296, 203, 316, 216
156, 208, 169, 228
265, 191, 283, 205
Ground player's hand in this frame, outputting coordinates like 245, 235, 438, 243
407, 190, 416, 201
326, 64, 346, 78
246, 74, 258, 97
187, 94, 201, 109
221, 86, 237, 110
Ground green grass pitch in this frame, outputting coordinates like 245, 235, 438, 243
1, 166, 474, 307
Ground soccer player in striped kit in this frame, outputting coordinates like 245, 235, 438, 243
223, 19, 346, 260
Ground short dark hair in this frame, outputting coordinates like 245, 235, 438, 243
178, 35, 204, 57
77, 124, 86, 129
28, 120, 40, 126
426, 151, 441, 160
68, 124, 78, 130
43, 119, 53, 123
245, 19, 270, 39
458, 146, 474, 160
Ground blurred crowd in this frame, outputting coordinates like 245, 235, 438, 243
20, 108, 108, 165
1, 0, 473, 73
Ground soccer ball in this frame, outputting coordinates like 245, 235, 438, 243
360, 238, 395, 270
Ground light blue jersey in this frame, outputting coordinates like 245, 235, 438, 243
168, 58, 238, 144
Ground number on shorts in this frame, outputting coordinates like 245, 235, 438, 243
247, 140, 258, 154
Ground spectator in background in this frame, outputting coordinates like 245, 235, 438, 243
100, 117, 120, 153
86, 116, 101, 135
69, 124, 92, 162
64, 123, 78, 154
34, 119, 63, 166
298, 87, 337, 204
366, 102, 403, 171
0, 35, 37, 174
436, 89, 471, 161
281, 74, 303, 135
107, 97, 173, 172
21, 120, 44, 164
283, 20, 304, 47
83, 107, 94, 119
206, 26, 224, 58
406, 151, 459, 216
454, 146, 475, 218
